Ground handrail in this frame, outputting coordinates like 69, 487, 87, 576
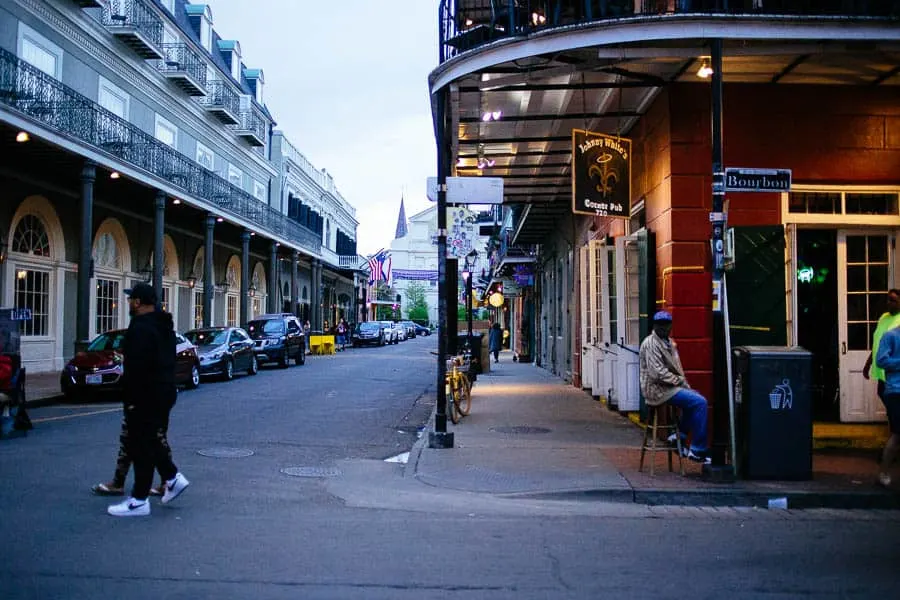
156, 43, 207, 87
197, 79, 240, 114
0, 47, 321, 254
101, 0, 163, 46
439, 0, 899, 63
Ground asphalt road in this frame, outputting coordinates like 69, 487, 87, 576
1, 335, 899, 599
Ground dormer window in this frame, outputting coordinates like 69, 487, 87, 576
244, 68, 264, 105
201, 19, 211, 52
187, 5, 214, 53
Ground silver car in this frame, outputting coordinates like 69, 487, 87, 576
378, 321, 400, 344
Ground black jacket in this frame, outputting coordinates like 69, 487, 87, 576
122, 310, 176, 408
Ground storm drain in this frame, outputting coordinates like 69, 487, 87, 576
490, 426, 552, 435
197, 447, 254, 458
281, 466, 342, 478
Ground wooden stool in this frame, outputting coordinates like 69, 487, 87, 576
639, 404, 685, 476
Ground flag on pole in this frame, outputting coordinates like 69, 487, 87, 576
367, 249, 384, 286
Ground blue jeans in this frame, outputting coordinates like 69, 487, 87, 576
668, 389, 709, 453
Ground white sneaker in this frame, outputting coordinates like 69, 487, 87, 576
107, 497, 150, 517
878, 472, 891, 488
161, 472, 189, 504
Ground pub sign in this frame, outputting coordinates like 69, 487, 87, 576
571, 129, 631, 218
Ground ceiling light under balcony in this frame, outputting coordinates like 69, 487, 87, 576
172, 199, 181, 205
216, 217, 224, 223
697, 59, 713, 79
109, 171, 121, 179
15, 131, 30, 143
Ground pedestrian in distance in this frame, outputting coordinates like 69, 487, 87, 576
106, 283, 189, 517
489, 322, 502, 363
872, 289, 900, 488
638, 310, 711, 464
303, 319, 311, 355
336, 318, 348, 351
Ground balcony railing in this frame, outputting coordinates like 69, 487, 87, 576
231, 109, 266, 147
339, 255, 364, 269
439, 0, 900, 62
73, 0, 104, 7
156, 43, 207, 97
0, 48, 320, 254
101, 0, 164, 60
197, 80, 240, 125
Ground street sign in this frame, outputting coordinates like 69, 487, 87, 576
724, 168, 791, 192
426, 176, 504, 205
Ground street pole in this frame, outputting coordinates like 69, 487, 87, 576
466, 272, 473, 349
704, 38, 734, 482
429, 88, 453, 449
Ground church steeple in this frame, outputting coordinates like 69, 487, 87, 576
394, 195, 408, 239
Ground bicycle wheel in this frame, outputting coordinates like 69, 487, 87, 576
446, 381, 461, 424
457, 373, 472, 416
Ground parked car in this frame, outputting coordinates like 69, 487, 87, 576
352, 321, 385, 347
413, 323, 431, 336
399, 321, 417, 339
247, 313, 305, 367
395, 323, 408, 342
377, 321, 400, 344
185, 327, 258, 380
60, 329, 200, 401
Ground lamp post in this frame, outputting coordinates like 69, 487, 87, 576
463, 249, 478, 352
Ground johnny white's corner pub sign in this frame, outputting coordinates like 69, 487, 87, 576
572, 129, 632, 218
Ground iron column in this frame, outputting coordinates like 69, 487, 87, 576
240, 230, 250, 326
76, 160, 95, 350
203, 214, 214, 328
268, 240, 278, 314
153, 191, 165, 296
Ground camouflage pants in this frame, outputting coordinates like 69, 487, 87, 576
111, 414, 173, 487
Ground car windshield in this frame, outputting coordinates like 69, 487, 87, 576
248, 320, 284, 335
185, 329, 229, 346
358, 323, 380, 331
87, 331, 125, 351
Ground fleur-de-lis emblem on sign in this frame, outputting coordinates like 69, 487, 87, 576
588, 153, 618, 198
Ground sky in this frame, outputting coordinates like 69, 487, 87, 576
209, 0, 439, 257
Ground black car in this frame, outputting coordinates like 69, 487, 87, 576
352, 321, 385, 347
185, 327, 258, 380
247, 313, 306, 367
413, 323, 431, 336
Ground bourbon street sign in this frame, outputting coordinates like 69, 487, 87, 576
572, 129, 631, 218
724, 168, 792, 192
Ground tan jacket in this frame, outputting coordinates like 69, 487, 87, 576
639, 331, 689, 407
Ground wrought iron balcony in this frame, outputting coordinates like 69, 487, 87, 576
73, 0, 105, 7
439, 0, 900, 62
101, 0, 164, 59
0, 48, 320, 254
231, 109, 266, 147
156, 43, 207, 97
197, 80, 240, 125
339, 255, 364, 270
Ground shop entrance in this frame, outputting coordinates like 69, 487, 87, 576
796, 230, 839, 421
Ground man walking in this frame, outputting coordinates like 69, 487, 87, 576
867, 289, 900, 488
107, 283, 189, 517
638, 310, 710, 464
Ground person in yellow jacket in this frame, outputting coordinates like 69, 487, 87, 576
863, 289, 900, 401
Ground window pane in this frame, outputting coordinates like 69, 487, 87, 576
847, 323, 869, 351
846, 294, 867, 321
869, 265, 889, 292
22, 38, 57, 77
846, 265, 866, 292
15, 269, 49, 336
845, 193, 898, 216
788, 192, 840, 214
870, 294, 888, 319
867, 235, 889, 263
846, 236, 866, 263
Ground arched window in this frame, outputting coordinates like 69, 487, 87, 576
93, 232, 120, 269
12, 214, 50, 256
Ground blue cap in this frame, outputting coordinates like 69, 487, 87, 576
652, 310, 673, 322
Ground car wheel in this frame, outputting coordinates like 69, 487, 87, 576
223, 358, 234, 381
296, 347, 305, 366
186, 364, 200, 389
248, 354, 258, 375
278, 351, 289, 369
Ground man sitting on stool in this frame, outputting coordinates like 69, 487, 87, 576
639, 310, 710, 464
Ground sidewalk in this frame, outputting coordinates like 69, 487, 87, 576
410, 353, 900, 510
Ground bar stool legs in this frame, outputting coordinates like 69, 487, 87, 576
639, 404, 685, 476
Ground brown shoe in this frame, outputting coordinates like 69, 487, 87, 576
91, 482, 124, 496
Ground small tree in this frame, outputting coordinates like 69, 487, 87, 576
405, 281, 430, 324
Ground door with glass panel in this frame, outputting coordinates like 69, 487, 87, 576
838, 231, 892, 422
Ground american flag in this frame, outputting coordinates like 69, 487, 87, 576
368, 250, 389, 285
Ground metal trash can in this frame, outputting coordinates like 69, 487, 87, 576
732, 346, 813, 480
457, 333, 484, 376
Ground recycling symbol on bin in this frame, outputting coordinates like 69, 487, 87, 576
769, 379, 793, 411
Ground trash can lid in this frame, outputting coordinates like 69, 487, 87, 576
733, 345, 813, 357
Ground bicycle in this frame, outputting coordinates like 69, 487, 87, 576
431, 350, 473, 424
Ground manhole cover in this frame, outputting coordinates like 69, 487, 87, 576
197, 447, 254, 458
281, 466, 342, 478
490, 426, 552, 435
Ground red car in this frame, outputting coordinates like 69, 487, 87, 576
60, 329, 200, 401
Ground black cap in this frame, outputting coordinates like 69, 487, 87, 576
124, 282, 157, 305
